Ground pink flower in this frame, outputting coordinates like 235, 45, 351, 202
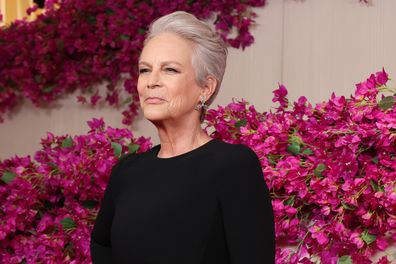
350, 232, 364, 248
309, 225, 329, 245
375, 236, 388, 251
376, 256, 389, 264
375, 67, 389, 86
272, 84, 289, 110
0, 118, 152, 262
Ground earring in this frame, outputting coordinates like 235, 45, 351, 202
195, 95, 207, 110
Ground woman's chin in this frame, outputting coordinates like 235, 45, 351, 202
142, 110, 168, 122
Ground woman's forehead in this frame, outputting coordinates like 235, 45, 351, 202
140, 33, 194, 65
138, 60, 183, 67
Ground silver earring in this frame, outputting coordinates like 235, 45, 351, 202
195, 95, 207, 110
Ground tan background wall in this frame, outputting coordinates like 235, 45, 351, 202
1, 0, 396, 160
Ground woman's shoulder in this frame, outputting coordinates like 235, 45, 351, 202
116, 150, 146, 169
108, 151, 146, 185
215, 140, 260, 164
217, 139, 257, 155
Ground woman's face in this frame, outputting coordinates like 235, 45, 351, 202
137, 32, 202, 124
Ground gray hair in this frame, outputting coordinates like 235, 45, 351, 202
143, 11, 228, 112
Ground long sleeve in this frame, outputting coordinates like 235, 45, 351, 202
90, 155, 129, 263
218, 144, 275, 264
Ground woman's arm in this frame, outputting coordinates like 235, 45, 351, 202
219, 144, 276, 264
90, 154, 130, 263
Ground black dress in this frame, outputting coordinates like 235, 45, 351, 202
90, 138, 275, 263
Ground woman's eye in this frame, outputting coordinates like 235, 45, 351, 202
138, 68, 178, 74
165, 68, 178, 73
139, 69, 149, 74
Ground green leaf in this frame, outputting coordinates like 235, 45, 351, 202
316, 163, 326, 172
341, 202, 356, 211
361, 230, 376, 244
127, 13, 135, 20
47, 162, 58, 169
302, 148, 313, 155
111, 142, 122, 157
235, 119, 247, 128
82, 200, 98, 209
1, 171, 16, 184
128, 143, 140, 154
371, 156, 378, 164
34, 74, 42, 84
290, 135, 303, 145
119, 34, 130, 40
27, 229, 37, 235
42, 85, 55, 93
287, 143, 300, 155
313, 163, 326, 178
64, 241, 74, 256
56, 39, 64, 51
122, 96, 132, 106
44, 200, 53, 210
370, 179, 379, 192
338, 255, 352, 264
87, 15, 97, 25
267, 155, 277, 165
105, 8, 114, 15
283, 195, 295, 206
138, 28, 146, 35
43, 17, 55, 25
378, 95, 395, 110
61, 137, 73, 148
60, 217, 76, 231
96, 0, 105, 5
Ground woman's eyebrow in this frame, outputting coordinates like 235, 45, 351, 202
138, 61, 183, 67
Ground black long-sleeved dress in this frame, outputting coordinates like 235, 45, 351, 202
90, 138, 275, 263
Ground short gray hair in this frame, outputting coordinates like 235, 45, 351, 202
143, 11, 228, 109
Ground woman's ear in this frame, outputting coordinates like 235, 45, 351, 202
202, 75, 217, 101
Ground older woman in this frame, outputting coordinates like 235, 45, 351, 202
90, 10, 275, 264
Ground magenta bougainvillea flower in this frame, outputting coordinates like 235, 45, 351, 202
0, 0, 371, 126
0, 118, 152, 263
203, 68, 395, 264
0, 69, 395, 262
0, 0, 266, 125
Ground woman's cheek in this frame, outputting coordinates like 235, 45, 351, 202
167, 96, 187, 115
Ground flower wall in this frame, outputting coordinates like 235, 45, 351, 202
1, 69, 395, 263
0, 119, 152, 263
0, 0, 371, 126
204, 68, 396, 264
0, 0, 266, 125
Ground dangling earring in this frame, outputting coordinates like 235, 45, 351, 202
195, 95, 207, 111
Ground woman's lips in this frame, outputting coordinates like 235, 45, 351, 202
145, 97, 165, 104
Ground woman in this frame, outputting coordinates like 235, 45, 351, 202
90, 10, 275, 264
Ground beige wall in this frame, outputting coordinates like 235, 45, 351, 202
1, 0, 396, 160
0, 0, 40, 26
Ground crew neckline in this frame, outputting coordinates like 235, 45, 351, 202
152, 138, 220, 161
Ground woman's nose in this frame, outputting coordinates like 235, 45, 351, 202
147, 69, 162, 88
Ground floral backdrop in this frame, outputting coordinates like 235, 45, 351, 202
0, 0, 370, 125
0, 0, 266, 125
1, 0, 395, 263
1, 68, 395, 263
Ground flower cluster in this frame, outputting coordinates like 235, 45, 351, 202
0, 0, 266, 125
203, 68, 396, 264
0, 69, 394, 263
0, 117, 152, 263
